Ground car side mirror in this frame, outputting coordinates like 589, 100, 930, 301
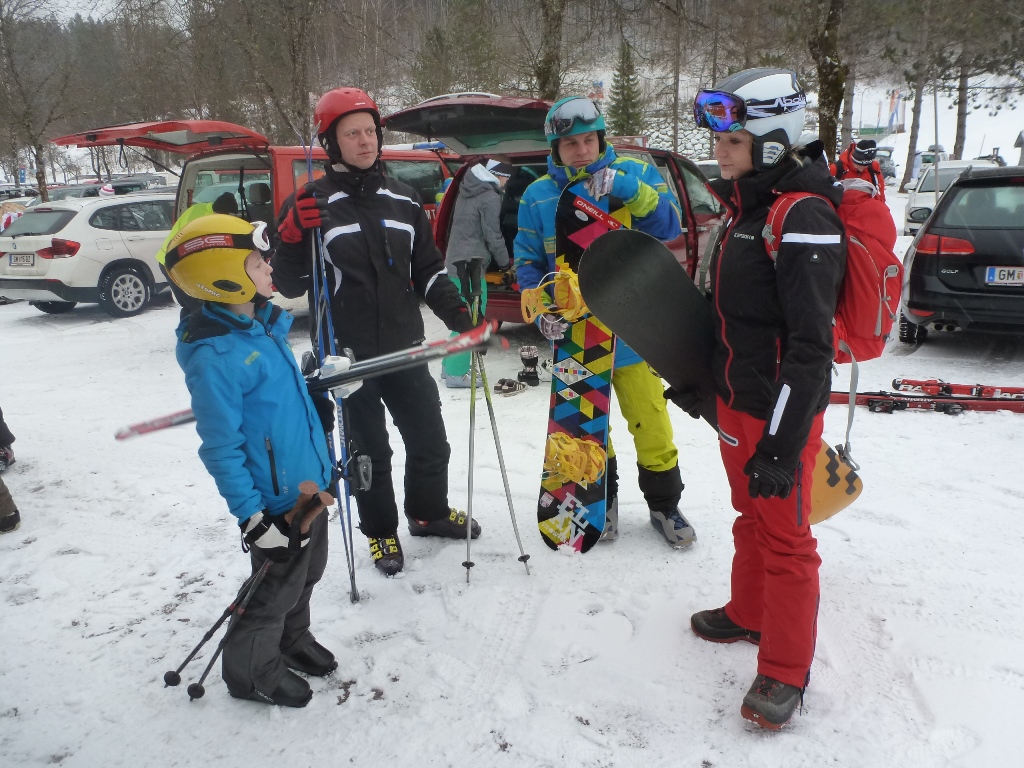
908, 207, 932, 223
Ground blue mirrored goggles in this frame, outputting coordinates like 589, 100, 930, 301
545, 99, 602, 138
693, 89, 747, 133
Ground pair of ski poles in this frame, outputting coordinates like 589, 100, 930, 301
296, 124, 361, 603
458, 261, 531, 583
163, 558, 272, 701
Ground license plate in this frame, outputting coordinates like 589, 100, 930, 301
985, 266, 1024, 286
9, 253, 33, 267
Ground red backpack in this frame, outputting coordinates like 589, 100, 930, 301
762, 181, 901, 364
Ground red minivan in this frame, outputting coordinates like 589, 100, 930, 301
52, 120, 460, 227
384, 93, 727, 325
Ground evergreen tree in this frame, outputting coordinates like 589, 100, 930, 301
606, 40, 646, 137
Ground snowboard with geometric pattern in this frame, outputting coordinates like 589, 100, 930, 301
536, 184, 630, 551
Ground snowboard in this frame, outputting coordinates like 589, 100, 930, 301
577, 228, 862, 525
535, 185, 630, 551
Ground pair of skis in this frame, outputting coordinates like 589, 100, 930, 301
831, 378, 1024, 415
114, 322, 495, 440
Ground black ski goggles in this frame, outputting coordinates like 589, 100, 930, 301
545, 98, 602, 139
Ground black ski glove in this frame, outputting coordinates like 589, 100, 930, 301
663, 387, 702, 419
240, 482, 334, 562
744, 450, 796, 500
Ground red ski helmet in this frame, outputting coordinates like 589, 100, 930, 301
314, 88, 383, 165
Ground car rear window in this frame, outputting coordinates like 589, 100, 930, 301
936, 184, 1024, 228
383, 159, 445, 204
1, 209, 76, 236
918, 167, 970, 193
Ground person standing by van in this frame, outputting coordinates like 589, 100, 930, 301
514, 96, 695, 548
441, 158, 513, 388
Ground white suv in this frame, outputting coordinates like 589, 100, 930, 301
0, 193, 174, 317
904, 159, 998, 236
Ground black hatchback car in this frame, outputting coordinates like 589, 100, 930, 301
900, 166, 1024, 342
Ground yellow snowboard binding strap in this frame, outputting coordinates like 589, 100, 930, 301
521, 269, 589, 324
543, 432, 607, 485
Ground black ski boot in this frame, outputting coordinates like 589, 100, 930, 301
741, 674, 802, 730
283, 641, 338, 677
691, 607, 761, 645
408, 508, 481, 539
232, 669, 312, 708
518, 345, 540, 386
369, 534, 404, 576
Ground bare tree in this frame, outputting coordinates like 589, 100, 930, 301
0, 0, 73, 200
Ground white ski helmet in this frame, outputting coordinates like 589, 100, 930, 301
707, 67, 806, 171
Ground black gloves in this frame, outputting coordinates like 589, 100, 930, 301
744, 450, 796, 500
240, 482, 334, 562
663, 387, 702, 419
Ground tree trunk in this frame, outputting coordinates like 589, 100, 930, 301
808, 0, 846, 160
899, 80, 925, 193
952, 60, 969, 160
536, 0, 567, 99
671, 2, 682, 152
34, 143, 48, 202
841, 61, 855, 149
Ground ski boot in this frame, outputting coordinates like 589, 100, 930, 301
283, 641, 338, 677
518, 345, 540, 387
0, 446, 14, 472
690, 607, 761, 645
369, 534, 404, 576
230, 669, 312, 708
741, 674, 802, 730
649, 507, 696, 548
599, 496, 619, 542
408, 508, 481, 539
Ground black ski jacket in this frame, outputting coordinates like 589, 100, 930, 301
707, 143, 846, 468
272, 162, 473, 361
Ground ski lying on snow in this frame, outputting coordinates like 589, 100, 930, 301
892, 378, 1024, 399
115, 321, 496, 439
830, 390, 1024, 415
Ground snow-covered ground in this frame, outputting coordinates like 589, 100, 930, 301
3, 196, 1023, 767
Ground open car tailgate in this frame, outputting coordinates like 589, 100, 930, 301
52, 120, 270, 155
384, 94, 551, 155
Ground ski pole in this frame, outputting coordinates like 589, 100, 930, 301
473, 347, 531, 575
463, 272, 480, 584
163, 569, 259, 687
294, 121, 359, 604
186, 557, 272, 701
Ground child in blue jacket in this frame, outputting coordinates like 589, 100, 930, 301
166, 214, 335, 708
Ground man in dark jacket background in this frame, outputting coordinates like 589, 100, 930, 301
272, 87, 480, 577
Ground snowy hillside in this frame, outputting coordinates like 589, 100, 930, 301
2, 203, 1023, 766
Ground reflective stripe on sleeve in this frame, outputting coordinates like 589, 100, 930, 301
780, 233, 842, 244
768, 383, 792, 436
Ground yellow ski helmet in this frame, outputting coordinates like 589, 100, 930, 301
164, 214, 271, 303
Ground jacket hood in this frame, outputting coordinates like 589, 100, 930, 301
709, 140, 843, 213
461, 164, 501, 198
548, 145, 617, 189
176, 302, 290, 357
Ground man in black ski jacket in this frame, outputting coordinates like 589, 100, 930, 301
271, 87, 480, 577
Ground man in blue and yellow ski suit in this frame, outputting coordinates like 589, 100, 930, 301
514, 96, 697, 547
